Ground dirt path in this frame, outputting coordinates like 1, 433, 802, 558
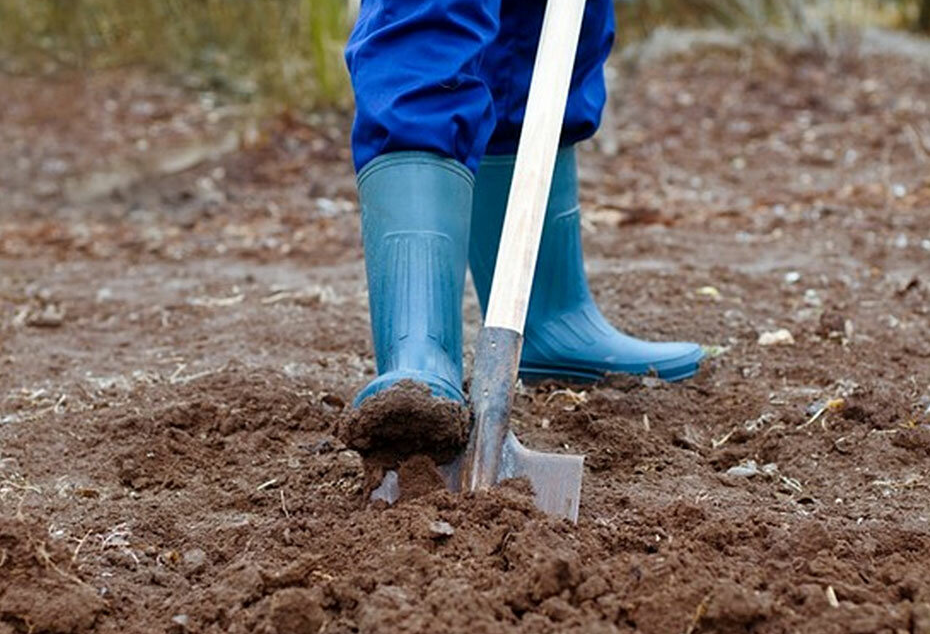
2, 36, 930, 633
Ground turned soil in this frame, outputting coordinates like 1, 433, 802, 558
2, 36, 930, 633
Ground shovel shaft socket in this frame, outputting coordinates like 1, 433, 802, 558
464, 326, 522, 490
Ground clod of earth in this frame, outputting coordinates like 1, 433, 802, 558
339, 380, 470, 463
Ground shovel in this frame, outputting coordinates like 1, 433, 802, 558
453, 0, 587, 521
372, 0, 588, 521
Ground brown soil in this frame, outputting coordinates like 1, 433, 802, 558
2, 36, 930, 633
340, 380, 470, 463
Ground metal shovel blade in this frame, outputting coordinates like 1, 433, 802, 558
496, 430, 583, 520
370, 328, 584, 522
458, 327, 583, 521
369, 434, 583, 522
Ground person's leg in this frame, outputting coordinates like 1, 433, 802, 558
346, 0, 500, 406
354, 154, 473, 405
470, 0, 704, 383
346, 0, 500, 173
480, 0, 612, 156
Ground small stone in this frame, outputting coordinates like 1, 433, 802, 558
26, 304, 65, 328
726, 460, 759, 477
744, 412, 775, 432
642, 376, 664, 389
784, 271, 801, 284
757, 329, 795, 346
803, 288, 822, 307
182, 548, 207, 572
171, 614, 189, 626
428, 520, 455, 538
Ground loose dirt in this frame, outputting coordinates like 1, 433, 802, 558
340, 380, 470, 463
2, 34, 930, 633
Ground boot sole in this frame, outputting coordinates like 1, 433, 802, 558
518, 358, 702, 385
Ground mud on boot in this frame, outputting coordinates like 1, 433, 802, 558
344, 153, 472, 458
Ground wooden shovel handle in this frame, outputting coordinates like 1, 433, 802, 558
484, 0, 588, 334
464, 0, 588, 494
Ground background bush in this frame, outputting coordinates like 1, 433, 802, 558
0, 0, 927, 109
0, 0, 350, 107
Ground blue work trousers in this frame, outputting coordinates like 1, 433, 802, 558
345, 0, 615, 173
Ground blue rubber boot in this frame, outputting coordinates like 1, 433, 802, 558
354, 152, 472, 407
469, 147, 704, 383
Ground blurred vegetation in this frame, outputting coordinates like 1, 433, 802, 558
0, 0, 351, 107
0, 0, 928, 110
615, 0, 927, 39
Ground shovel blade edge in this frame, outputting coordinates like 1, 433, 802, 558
372, 434, 583, 523
499, 431, 583, 522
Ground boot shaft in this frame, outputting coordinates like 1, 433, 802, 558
358, 152, 473, 384
469, 146, 704, 383
470, 146, 592, 322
